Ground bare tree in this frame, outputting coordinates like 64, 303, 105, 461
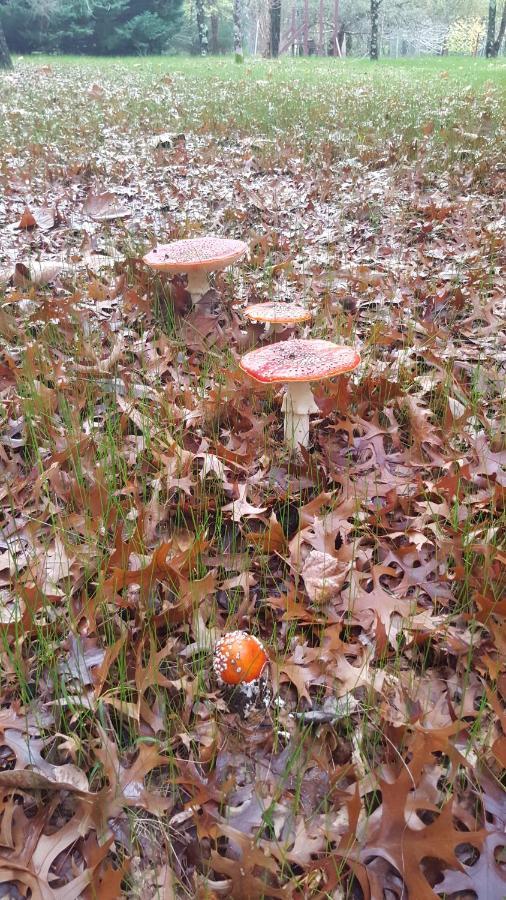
269, 0, 281, 57
195, 0, 209, 55
303, 0, 309, 54
318, 0, 324, 54
210, 13, 219, 53
0, 22, 12, 69
370, 0, 382, 60
332, 0, 341, 56
486, 0, 506, 57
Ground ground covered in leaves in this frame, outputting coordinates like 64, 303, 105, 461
0, 55, 505, 899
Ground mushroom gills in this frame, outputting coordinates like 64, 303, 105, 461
281, 381, 319, 451
186, 269, 211, 302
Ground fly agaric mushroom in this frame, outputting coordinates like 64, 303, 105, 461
240, 338, 360, 452
213, 631, 270, 718
243, 302, 312, 335
143, 236, 248, 304
213, 631, 268, 684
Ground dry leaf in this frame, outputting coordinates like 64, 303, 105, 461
83, 192, 131, 222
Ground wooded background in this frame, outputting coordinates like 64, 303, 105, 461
0, 0, 505, 62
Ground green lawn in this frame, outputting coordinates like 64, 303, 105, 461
4, 54, 506, 151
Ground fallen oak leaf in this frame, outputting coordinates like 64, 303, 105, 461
363, 797, 485, 900
4, 582, 61, 635
302, 549, 351, 604
93, 634, 127, 698
0, 307, 18, 341
222, 570, 256, 597
14, 259, 64, 286
134, 638, 177, 698
0, 764, 89, 794
435, 830, 506, 899
297, 852, 370, 900
94, 726, 172, 817
87, 82, 105, 99
360, 729, 486, 899
268, 590, 327, 623
245, 513, 287, 554
82, 831, 127, 898
197, 451, 230, 483
0, 729, 90, 790
0, 799, 95, 899
103, 541, 179, 598
17, 206, 56, 231
333, 652, 385, 697
272, 660, 318, 703
340, 568, 413, 641
83, 191, 131, 222
221, 483, 267, 522
36, 535, 74, 597
208, 852, 285, 899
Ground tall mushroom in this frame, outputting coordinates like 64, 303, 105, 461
143, 236, 248, 305
243, 302, 312, 335
240, 338, 360, 452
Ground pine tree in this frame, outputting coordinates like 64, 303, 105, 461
1, 0, 183, 55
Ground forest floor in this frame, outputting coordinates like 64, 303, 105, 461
0, 54, 505, 899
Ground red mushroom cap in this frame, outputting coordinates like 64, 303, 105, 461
213, 631, 269, 685
239, 339, 360, 384
143, 236, 248, 273
244, 302, 312, 325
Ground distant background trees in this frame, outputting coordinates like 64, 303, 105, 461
1, 0, 184, 54
0, 0, 504, 60
0, 22, 11, 67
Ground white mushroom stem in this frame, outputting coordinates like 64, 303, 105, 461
281, 381, 319, 451
264, 322, 291, 335
186, 269, 212, 303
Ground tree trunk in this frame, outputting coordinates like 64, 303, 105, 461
370, 0, 380, 60
195, 0, 208, 56
233, 0, 243, 61
303, 0, 309, 55
486, 0, 497, 56
269, 0, 281, 58
333, 0, 341, 56
210, 14, 219, 54
491, 1, 506, 56
0, 23, 12, 70
291, 2, 296, 55
318, 0, 324, 54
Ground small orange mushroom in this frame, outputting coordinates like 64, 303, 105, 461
213, 631, 268, 685
243, 302, 312, 335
